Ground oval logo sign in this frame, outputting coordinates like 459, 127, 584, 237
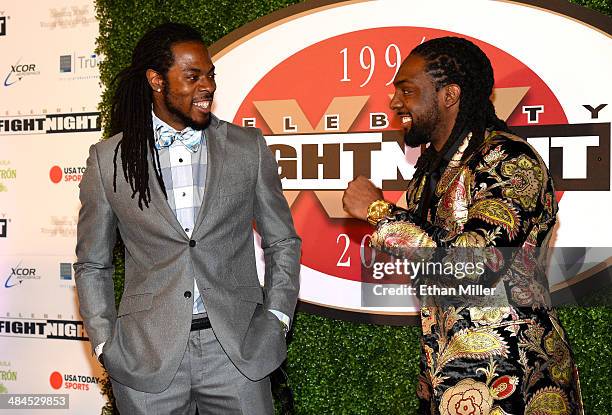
211, 0, 612, 323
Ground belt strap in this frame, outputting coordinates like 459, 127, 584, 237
190, 316, 211, 331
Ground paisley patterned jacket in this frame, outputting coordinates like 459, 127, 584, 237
371, 131, 584, 415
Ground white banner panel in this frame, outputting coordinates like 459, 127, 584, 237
0, 0, 104, 412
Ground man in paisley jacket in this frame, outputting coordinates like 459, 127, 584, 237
343, 37, 583, 415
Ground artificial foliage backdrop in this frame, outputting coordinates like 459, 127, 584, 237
96, 0, 612, 413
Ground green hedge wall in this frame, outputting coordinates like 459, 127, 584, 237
96, 1, 612, 413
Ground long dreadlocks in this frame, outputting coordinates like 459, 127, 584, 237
110, 23, 204, 209
411, 36, 511, 165
404, 37, 512, 224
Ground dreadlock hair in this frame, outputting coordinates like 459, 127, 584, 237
411, 37, 511, 163
110, 22, 204, 209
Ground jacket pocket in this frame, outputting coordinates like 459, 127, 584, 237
236, 286, 264, 304
117, 293, 153, 317
220, 179, 254, 197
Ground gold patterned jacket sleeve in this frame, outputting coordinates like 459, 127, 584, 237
372, 133, 557, 254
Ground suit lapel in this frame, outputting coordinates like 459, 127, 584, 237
147, 151, 189, 239
193, 116, 226, 237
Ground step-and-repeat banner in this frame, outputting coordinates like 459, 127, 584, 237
0, 0, 106, 413
1, 0, 611, 413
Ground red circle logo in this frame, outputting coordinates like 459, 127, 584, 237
234, 27, 566, 282
49, 166, 63, 184
49, 371, 63, 389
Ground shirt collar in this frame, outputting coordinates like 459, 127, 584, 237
152, 110, 185, 134
151, 110, 206, 153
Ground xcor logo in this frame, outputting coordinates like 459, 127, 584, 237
4, 262, 42, 288
12, 64, 36, 73
3, 59, 40, 87
11, 268, 35, 276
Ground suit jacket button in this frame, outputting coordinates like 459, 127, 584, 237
184, 291, 192, 298
189, 240, 196, 247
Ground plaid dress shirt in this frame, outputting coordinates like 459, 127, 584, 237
152, 111, 206, 314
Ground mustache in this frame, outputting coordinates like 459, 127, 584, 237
195, 92, 214, 101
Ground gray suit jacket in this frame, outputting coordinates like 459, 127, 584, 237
74, 115, 301, 393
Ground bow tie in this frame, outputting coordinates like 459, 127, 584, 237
154, 124, 202, 153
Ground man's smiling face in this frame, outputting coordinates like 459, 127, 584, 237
389, 54, 443, 148
154, 41, 216, 130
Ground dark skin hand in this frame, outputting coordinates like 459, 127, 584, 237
342, 176, 384, 221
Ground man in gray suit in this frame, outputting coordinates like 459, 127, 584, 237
74, 23, 301, 414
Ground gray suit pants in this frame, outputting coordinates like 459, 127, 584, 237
110, 328, 274, 414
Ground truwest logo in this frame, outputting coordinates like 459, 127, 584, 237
0, 112, 100, 135
59, 263, 72, 280
59, 52, 103, 81
59, 53, 101, 73
59, 55, 71, 73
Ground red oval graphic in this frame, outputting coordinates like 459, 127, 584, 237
49, 371, 63, 389
49, 166, 63, 184
234, 27, 567, 281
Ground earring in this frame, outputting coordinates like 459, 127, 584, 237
156, 88, 161, 92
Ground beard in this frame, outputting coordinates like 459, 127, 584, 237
163, 85, 210, 131
403, 99, 441, 148
403, 127, 431, 148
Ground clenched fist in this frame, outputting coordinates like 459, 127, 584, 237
342, 176, 385, 221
